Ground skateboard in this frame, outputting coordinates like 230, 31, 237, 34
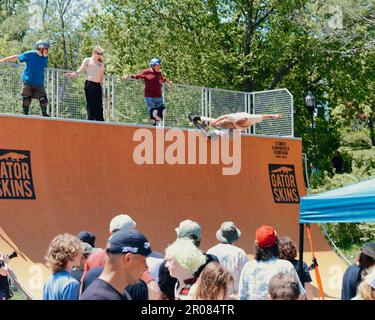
188, 113, 218, 139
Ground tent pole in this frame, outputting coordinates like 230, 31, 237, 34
299, 223, 305, 287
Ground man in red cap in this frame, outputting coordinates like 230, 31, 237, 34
238, 225, 306, 300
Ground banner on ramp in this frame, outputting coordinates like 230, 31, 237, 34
0, 149, 36, 200
269, 164, 300, 204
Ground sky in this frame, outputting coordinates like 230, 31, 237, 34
28, 0, 103, 30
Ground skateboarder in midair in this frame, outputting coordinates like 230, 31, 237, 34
188, 112, 283, 137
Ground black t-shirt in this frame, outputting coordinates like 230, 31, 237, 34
291, 259, 312, 286
81, 266, 146, 300
158, 253, 219, 300
341, 264, 362, 300
80, 279, 126, 300
125, 280, 148, 300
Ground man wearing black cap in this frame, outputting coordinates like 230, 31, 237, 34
76, 231, 96, 248
341, 242, 375, 300
80, 229, 151, 300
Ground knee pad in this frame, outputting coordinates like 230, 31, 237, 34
22, 96, 32, 107
150, 108, 159, 120
157, 105, 165, 119
39, 96, 48, 107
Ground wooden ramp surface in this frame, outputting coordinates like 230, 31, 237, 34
0, 115, 347, 299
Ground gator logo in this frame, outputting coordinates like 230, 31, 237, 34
0, 149, 36, 200
271, 166, 294, 174
269, 164, 299, 204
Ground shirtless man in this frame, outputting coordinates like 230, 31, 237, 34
189, 112, 283, 136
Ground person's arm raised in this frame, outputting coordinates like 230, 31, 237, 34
65, 58, 88, 78
260, 114, 283, 120
0, 55, 19, 64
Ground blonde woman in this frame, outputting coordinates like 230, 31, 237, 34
352, 268, 375, 300
65, 46, 105, 121
191, 262, 234, 300
43, 233, 83, 300
164, 238, 206, 300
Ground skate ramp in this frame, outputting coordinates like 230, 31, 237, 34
0, 115, 347, 299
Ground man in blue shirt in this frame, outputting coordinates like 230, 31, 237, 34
0, 40, 50, 116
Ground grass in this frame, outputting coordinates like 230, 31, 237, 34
8, 283, 28, 300
10, 290, 25, 300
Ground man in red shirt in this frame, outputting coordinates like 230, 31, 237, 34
123, 58, 172, 126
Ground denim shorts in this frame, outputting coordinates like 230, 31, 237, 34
145, 97, 164, 110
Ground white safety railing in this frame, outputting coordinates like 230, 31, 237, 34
0, 63, 294, 137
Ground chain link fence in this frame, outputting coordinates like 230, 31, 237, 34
252, 89, 294, 137
0, 63, 294, 137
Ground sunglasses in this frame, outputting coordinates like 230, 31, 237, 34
95, 52, 104, 56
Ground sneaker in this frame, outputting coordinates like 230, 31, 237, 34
188, 112, 201, 123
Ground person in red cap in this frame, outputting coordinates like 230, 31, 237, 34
238, 225, 306, 300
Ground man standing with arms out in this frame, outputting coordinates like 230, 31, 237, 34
0, 40, 50, 117
65, 46, 105, 121
80, 228, 152, 300
123, 58, 172, 126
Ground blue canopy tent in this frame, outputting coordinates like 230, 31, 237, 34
300, 177, 375, 223
298, 177, 375, 299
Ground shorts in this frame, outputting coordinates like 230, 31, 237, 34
22, 85, 47, 100
144, 97, 164, 111
150, 106, 165, 120
0, 289, 10, 300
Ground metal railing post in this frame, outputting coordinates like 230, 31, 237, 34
46, 69, 50, 115
201, 88, 206, 116
56, 70, 59, 118
111, 76, 115, 122
250, 93, 255, 135
207, 88, 211, 118
245, 93, 251, 135
105, 76, 110, 123
290, 92, 295, 138
51, 69, 55, 117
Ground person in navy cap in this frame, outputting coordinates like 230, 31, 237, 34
80, 229, 151, 300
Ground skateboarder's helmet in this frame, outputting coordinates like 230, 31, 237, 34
150, 58, 161, 67
35, 40, 50, 50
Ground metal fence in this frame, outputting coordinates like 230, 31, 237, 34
0, 63, 294, 137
